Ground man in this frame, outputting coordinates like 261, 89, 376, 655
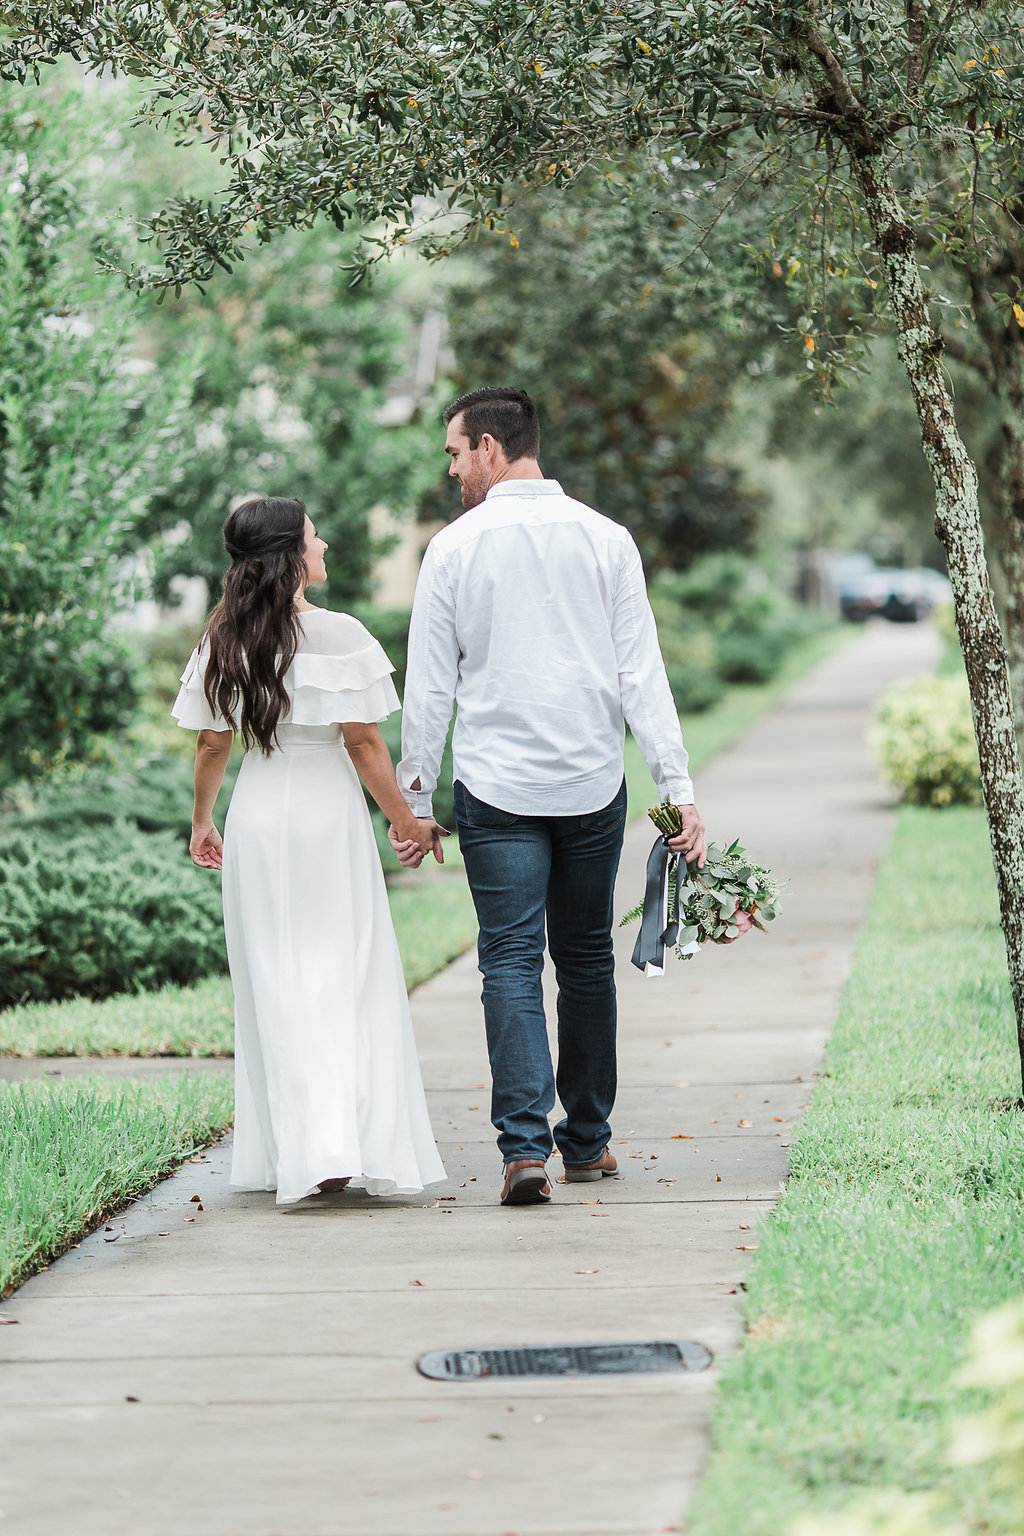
392, 387, 706, 1206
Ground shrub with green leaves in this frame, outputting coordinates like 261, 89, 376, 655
0, 823, 226, 1005
649, 595, 724, 713
872, 673, 982, 808
654, 553, 824, 687
20, 752, 240, 840
649, 552, 826, 712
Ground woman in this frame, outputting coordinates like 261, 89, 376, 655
172, 496, 447, 1204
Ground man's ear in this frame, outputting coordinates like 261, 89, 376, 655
480, 431, 505, 464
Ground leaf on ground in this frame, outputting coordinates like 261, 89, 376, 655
0, 1315, 19, 1325
670, 1133, 694, 1139
189, 1194, 202, 1203
575, 1268, 599, 1274
738, 1119, 753, 1127
409, 1279, 424, 1286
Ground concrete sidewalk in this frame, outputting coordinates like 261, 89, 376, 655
0, 622, 938, 1536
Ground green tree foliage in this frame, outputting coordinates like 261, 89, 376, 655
433, 181, 762, 569
0, 85, 192, 787
132, 223, 441, 607
72, 100, 444, 608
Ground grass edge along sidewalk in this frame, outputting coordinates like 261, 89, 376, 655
1, 625, 851, 1059
687, 803, 1024, 1536
0, 1072, 233, 1298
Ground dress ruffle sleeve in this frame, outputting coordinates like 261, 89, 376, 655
284, 641, 401, 725
171, 646, 232, 732
171, 631, 401, 732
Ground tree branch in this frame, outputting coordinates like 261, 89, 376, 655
906, 0, 926, 99
797, 24, 865, 121
922, 0, 962, 81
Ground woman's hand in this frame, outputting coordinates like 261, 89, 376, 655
190, 823, 224, 870
388, 819, 448, 868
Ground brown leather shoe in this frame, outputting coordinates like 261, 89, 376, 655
563, 1149, 618, 1183
500, 1160, 552, 1205
316, 1178, 352, 1193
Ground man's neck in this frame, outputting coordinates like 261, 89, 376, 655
489, 458, 544, 490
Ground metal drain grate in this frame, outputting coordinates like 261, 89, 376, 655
417, 1339, 712, 1380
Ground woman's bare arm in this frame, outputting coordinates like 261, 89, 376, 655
190, 728, 233, 869
342, 721, 445, 862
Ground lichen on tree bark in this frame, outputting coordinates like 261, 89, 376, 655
853, 151, 1024, 1098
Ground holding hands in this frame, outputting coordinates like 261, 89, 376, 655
389, 818, 448, 869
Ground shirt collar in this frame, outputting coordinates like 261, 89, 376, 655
485, 478, 564, 500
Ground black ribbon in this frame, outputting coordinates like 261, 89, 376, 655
630, 835, 688, 974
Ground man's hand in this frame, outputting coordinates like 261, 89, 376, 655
666, 804, 707, 869
388, 820, 449, 869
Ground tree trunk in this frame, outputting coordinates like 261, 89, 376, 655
987, 394, 1024, 761
964, 256, 1024, 762
852, 150, 1024, 1100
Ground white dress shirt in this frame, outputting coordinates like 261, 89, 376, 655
397, 479, 694, 818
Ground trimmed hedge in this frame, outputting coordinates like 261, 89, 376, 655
0, 822, 226, 1006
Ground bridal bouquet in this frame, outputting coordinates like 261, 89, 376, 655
622, 802, 779, 975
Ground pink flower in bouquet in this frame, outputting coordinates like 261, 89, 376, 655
725, 901, 755, 943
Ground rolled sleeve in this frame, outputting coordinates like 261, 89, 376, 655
612, 537, 694, 805
397, 539, 461, 818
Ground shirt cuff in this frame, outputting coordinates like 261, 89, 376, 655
659, 778, 695, 806
402, 788, 435, 818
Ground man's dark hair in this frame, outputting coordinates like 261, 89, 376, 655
443, 387, 540, 462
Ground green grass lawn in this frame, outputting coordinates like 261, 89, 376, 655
688, 803, 1023, 1536
0, 1072, 234, 1297
0, 625, 850, 1059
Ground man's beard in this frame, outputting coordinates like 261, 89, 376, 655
460, 473, 487, 510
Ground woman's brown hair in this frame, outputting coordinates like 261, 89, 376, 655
203, 497, 307, 754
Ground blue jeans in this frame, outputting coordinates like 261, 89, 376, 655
453, 778, 627, 1166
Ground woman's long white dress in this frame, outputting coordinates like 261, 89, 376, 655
172, 609, 446, 1204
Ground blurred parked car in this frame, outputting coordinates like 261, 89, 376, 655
839, 564, 952, 624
